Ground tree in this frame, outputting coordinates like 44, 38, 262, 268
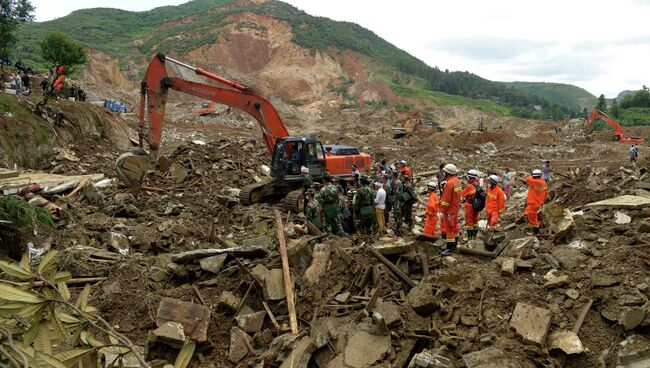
39, 32, 86, 103
610, 98, 620, 118
596, 94, 607, 112
40, 32, 87, 74
0, 0, 34, 61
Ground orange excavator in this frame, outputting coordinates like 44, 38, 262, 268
197, 101, 217, 116
584, 108, 644, 144
115, 54, 372, 210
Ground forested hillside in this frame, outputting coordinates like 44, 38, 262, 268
15, 0, 579, 119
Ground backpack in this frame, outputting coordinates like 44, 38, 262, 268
472, 185, 486, 212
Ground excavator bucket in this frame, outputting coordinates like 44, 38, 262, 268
115, 152, 151, 189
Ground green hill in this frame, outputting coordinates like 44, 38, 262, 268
503, 81, 596, 111
14, 0, 578, 119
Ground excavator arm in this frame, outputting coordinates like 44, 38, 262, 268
583, 108, 644, 144
584, 109, 624, 137
117, 54, 289, 187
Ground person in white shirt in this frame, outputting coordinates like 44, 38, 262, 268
374, 182, 386, 235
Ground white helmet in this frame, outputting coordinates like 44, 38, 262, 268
427, 181, 437, 189
532, 169, 542, 177
443, 163, 458, 175
467, 169, 479, 179
489, 175, 499, 183
300, 166, 309, 174
400, 160, 407, 165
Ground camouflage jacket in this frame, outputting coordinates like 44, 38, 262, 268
320, 184, 340, 205
354, 186, 375, 209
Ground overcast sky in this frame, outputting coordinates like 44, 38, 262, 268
33, 0, 650, 98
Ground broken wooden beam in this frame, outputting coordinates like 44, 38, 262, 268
275, 210, 298, 334
156, 297, 211, 343
572, 299, 593, 334
171, 246, 268, 263
365, 245, 417, 288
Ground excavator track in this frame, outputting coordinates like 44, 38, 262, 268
283, 189, 304, 213
238, 178, 277, 205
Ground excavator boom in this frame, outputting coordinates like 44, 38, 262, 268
584, 108, 644, 144
115, 53, 372, 200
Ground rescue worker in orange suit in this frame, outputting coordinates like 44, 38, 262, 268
486, 175, 506, 228
524, 169, 548, 234
399, 160, 413, 181
461, 169, 481, 241
423, 181, 439, 238
440, 164, 461, 255
438, 180, 447, 238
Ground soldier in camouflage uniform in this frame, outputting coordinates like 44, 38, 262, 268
304, 188, 324, 231
340, 188, 356, 234
319, 174, 345, 236
391, 171, 404, 236
353, 176, 377, 235
401, 174, 418, 230
301, 166, 313, 214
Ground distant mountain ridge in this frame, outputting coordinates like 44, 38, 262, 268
15, 0, 581, 118
503, 81, 596, 111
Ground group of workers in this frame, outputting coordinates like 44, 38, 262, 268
301, 160, 549, 256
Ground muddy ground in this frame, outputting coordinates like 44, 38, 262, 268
2, 98, 650, 368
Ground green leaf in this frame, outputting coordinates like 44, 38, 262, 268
52, 271, 72, 283
50, 305, 71, 345
20, 253, 30, 271
0, 283, 45, 303
174, 340, 196, 368
0, 260, 34, 279
34, 351, 67, 368
33, 323, 53, 355
57, 281, 70, 301
38, 250, 59, 275
54, 347, 95, 367
17, 302, 47, 319
78, 284, 90, 311
80, 331, 104, 348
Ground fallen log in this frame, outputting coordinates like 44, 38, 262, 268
275, 210, 299, 334
365, 245, 417, 288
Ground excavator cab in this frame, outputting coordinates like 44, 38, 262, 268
271, 137, 326, 180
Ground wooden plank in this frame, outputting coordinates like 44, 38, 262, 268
366, 245, 417, 288
419, 246, 429, 277
275, 210, 299, 334
573, 299, 593, 334
330, 242, 353, 265
262, 301, 281, 331
365, 280, 383, 313
0, 170, 19, 179
156, 297, 211, 342
171, 246, 268, 263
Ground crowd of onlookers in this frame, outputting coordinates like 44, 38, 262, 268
1, 58, 86, 101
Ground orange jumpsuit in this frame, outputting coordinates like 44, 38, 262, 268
486, 185, 506, 228
440, 176, 462, 243
524, 176, 548, 228
400, 166, 413, 180
423, 191, 439, 237
461, 181, 480, 232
